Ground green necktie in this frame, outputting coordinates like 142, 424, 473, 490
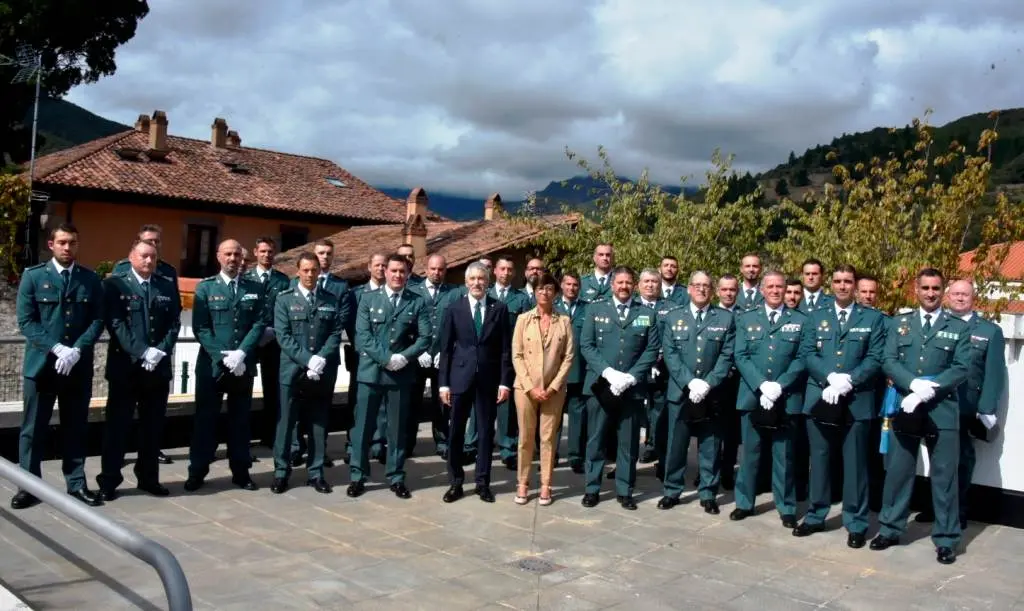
696, 308, 704, 325
617, 304, 628, 320
838, 309, 847, 330
923, 313, 932, 334
769, 311, 778, 326
391, 293, 400, 309
141, 280, 150, 333
473, 300, 483, 337
60, 269, 70, 300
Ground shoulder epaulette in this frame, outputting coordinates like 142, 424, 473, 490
278, 287, 295, 296
25, 262, 47, 272
199, 276, 218, 283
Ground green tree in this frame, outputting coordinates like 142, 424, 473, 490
769, 112, 1024, 314
792, 167, 811, 187
774, 177, 790, 197
0, 174, 30, 279
518, 147, 778, 277
1, 0, 150, 166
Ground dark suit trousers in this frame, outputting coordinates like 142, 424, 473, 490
564, 383, 587, 466
448, 384, 498, 486
99, 373, 170, 489
20, 368, 92, 492
188, 371, 254, 479
256, 343, 282, 446
717, 374, 742, 483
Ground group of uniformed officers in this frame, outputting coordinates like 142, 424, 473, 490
12, 225, 1007, 567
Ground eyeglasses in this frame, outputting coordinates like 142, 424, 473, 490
536, 286, 557, 294
689, 283, 712, 289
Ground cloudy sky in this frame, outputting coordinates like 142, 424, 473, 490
67, 0, 1024, 198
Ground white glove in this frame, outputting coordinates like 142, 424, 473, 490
51, 344, 74, 359
142, 360, 156, 372
387, 354, 408, 371
759, 394, 775, 410
688, 389, 708, 403
610, 381, 627, 396
55, 347, 81, 375
143, 347, 166, 365
231, 361, 246, 377
978, 413, 997, 429
900, 393, 922, 413
306, 369, 321, 381
909, 379, 939, 402
826, 373, 853, 395
821, 385, 841, 405
418, 352, 433, 368
688, 378, 711, 396
601, 367, 624, 385
308, 355, 327, 375
55, 355, 72, 376
621, 374, 637, 389
651, 366, 660, 379
759, 381, 783, 402
433, 353, 440, 368
220, 350, 246, 371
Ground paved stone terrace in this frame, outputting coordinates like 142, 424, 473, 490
1, 432, 1023, 610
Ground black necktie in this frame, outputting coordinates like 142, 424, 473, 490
229, 280, 236, 298
307, 290, 315, 306
746, 289, 754, 302
141, 281, 150, 333
60, 269, 70, 300
696, 309, 704, 325
838, 309, 847, 330
923, 313, 933, 334
391, 293, 400, 309
617, 304, 627, 320
769, 311, 778, 326
319, 276, 327, 292
261, 272, 268, 284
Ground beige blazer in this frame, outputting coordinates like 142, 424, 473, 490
512, 307, 575, 394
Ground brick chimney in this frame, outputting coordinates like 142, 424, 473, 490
211, 118, 228, 148
484, 193, 502, 221
134, 114, 150, 133
149, 110, 168, 151
403, 187, 429, 265
226, 130, 241, 147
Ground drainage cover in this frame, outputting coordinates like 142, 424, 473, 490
510, 557, 563, 575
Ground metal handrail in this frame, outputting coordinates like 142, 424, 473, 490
0, 458, 193, 611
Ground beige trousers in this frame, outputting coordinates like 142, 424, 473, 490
514, 388, 566, 487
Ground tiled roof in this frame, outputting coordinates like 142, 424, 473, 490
275, 215, 574, 282
959, 241, 1024, 280
30, 127, 439, 224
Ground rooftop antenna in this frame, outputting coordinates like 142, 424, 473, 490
1, 44, 49, 204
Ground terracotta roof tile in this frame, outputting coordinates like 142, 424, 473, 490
30, 128, 445, 223
959, 241, 1024, 280
275, 215, 574, 282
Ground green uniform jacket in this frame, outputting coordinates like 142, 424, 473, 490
16, 261, 104, 378
191, 275, 268, 377
113, 258, 179, 283
244, 267, 291, 323
554, 298, 589, 384
661, 285, 690, 307
103, 271, 182, 380
580, 273, 612, 302
734, 306, 809, 413
797, 292, 835, 316
579, 298, 662, 398
661, 306, 735, 403
274, 288, 344, 387
409, 281, 459, 355
354, 287, 432, 386
883, 310, 971, 431
639, 298, 680, 386
736, 284, 764, 312
958, 312, 1006, 417
489, 285, 531, 326
800, 304, 885, 421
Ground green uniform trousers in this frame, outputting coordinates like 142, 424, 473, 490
879, 430, 961, 549
188, 373, 254, 480
349, 382, 410, 484
274, 382, 330, 480
20, 372, 92, 492
957, 417, 978, 523
642, 387, 668, 464
564, 383, 588, 467
734, 412, 796, 516
662, 401, 719, 500
98, 374, 169, 490
803, 419, 871, 534
584, 397, 641, 496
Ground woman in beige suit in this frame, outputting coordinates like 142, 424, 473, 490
512, 273, 574, 505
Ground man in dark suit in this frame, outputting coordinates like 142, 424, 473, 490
97, 238, 181, 501
438, 261, 513, 504
13, 223, 105, 509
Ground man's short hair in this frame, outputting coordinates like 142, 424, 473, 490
385, 253, 408, 268
763, 270, 786, 284
295, 251, 318, 267
858, 273, 878, 284
255, 236, 277, 248
916, 267, 944, 283
660, 255, 678, 264
130, 237, 158, 252
314, 238, 334, 249
689, 270, 712, 284
50, 223, 78, 240
785, 276, 802, 287
465, 261, 491, 280
802, 258, 825, 273
639, 268, 660, 281
832, 263, 857, 278
610, 265, 635, 282
718, 273, 738, 284
496, 255, 515, 266
560, 270, 581, 283
138, 224, 162, 235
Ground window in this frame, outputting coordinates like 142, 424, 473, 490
280, 225, 310, 252
182, 224, 219, 278
326, 177, 347, 188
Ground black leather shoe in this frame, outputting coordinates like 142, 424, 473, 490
290, 452, 304, 468
346, 481, 366, 498
270, 478, 288, 494
869, 535, 900, 551
792, 522, 825, 537
570, 462, 584, 474
462, 452, 477, 466
503, 457, 517, 471
157, 451, 173, 465
137, 482, 170, 497
68, 488, 103, 507
440, 449, 449, 461
914, 510, 936, 523
847, 532, 866, 549
475, 486, 495, 503
307, 478, 332, 494
617, 495, 638, 511
581, 493, 600, 507
99, 488, 119, 502
730, 508, 753, 521
443, 485, 464, 503
781, 514, 798, 529
10, 490, 39, 510
657, 496, 680, 510
936, 547, 957, 565
323, 456, 335, 469
700, 499, 720, 515
721, 473, 735, 491
390, 482, 412, 499
960, 518, 968, 531
231, 476, 259, 491
606, 469, 616, 480
375, 451, 387, 466
183, 476, 204, 492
